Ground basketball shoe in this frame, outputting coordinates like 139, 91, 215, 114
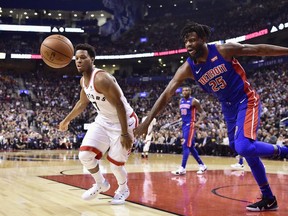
246, 196, 278, 211
81, 180, 110, 200
111, 187, 130, 205
231, 163, 244, 169
197, 164, 207, 175
171, 166, 186, 175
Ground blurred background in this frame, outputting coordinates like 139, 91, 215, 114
0, 0, 287, 155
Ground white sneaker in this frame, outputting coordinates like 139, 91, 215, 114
111, 187, 130, 205
197, 164, 207, 175
231, 163, 244, 169
171, 166, 186, 175
81, 180, 110, 200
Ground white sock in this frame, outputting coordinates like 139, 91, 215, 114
118, 180, 128, 191
111, 164, 128, 190
91, 171, 105, 184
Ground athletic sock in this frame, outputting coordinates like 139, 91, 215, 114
91, 171, 105, 184
239, 157, 243, 165
260, 184, 273, 198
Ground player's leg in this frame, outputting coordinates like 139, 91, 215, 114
188, 132, 207, 174
107, 112, 138, 204
238, 156, 244, 165
233, 102, 278, 211
171, 127, 189, 175
108, 133, 131, 205
190, 146, 207, 174
236, 144, 278, 210
142, 134, 151, 158
223, 106, 246, 170
79, 122, 110, 200
234, 102, 279, 157
143, 140, 151, 158
109, 163, 130, 205
245, 156, 278, 211
189, 142, 207, 174
180, 122, 207, 174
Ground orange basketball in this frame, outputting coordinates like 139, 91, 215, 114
40, 34, 74, 68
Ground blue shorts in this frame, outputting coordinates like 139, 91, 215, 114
182, 122, 196, 148
222, 98, 261, 151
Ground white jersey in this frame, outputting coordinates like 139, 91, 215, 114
83, 68, 133, 123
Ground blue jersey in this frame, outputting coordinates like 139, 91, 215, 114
180, 96, 196, 124
187, 44, 259, 104
187, 44, 260, 140
180, 96, 197, 147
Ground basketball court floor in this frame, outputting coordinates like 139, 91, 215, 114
0, 150, 287, 216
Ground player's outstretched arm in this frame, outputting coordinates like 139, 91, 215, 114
134, 61, 194, 138
59, 83, 90, 131
219, 42, 288, 60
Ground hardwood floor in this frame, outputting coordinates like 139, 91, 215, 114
0, 150, 287, 216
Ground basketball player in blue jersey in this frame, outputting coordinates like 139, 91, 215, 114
171, 86, 207, 175
134, 22, 288, 212
59, 43, 138, 205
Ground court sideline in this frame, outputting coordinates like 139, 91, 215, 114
0, 150, 287, 216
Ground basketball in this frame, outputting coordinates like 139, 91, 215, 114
40, 34, 74, 68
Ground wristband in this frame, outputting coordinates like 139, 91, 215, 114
121, 133, 129, 137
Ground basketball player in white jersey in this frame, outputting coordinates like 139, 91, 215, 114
141, 114, 156, 159
59, 43, 138, 205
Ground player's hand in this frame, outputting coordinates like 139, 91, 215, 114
120, 133, 133, 150
133, 122, 149, 138
59, 120, 69, 132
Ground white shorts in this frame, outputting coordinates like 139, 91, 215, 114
80, 112, 138, 165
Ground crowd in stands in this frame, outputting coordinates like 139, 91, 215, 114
1, 64, 287, 160
0, 0, 287, 158
0, 71, 82, 151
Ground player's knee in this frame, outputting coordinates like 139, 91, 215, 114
78, 151, 98, 169
234, 138, 255, 157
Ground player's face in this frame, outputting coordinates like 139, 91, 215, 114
184, 32, 205, 60
182, 88, 191, 98
75, 50, 94, 73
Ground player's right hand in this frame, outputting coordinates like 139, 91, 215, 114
133, 122, 149, 138
58, 120, 69, 132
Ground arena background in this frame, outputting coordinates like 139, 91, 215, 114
0, 1, 288, 215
